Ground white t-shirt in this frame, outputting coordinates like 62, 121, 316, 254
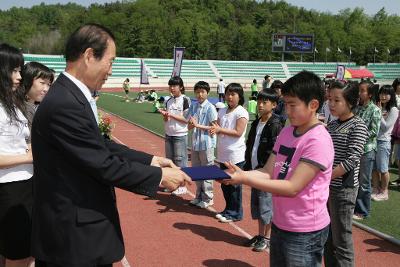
216, 105, 249, 164
164, 95, 189, 137
217, 81, 225, 94
0, 104, 33, 183
251, 121, 266, 169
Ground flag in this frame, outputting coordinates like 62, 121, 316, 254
314, 48, 318, 53
140, 59, 149, 85
171, 47, 185, 77
326, 47, 331, 52
374, 47, 379, 53
387, 48, 390, 54
349, 47, 352, 55
337, 47, 342, 53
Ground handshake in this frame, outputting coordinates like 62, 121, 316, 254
150, 156, 192, 191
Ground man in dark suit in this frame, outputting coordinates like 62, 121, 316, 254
31, 24, 190, 267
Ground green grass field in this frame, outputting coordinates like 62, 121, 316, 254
98, 90, 400, 240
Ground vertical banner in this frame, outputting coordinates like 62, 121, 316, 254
140, 59, 149, 84
171, 47, 185, 77
336, 65, 345, 81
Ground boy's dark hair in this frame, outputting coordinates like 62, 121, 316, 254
331, 81, 360, 111
253, 79, 257, 83
158, 96, 165, 103
168, 76, 185, 94
282, 71, 324, 109
257, 89, 279, 103
194, 81, 210, 93
378, 85, 397, 112
359, 80, 374, 95
21, 61, 54, 96
225, 83, 245, 106
264, 75, 270, 80
65, 23, 115, 62
270, 80, 283, 90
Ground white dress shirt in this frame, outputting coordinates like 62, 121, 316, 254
0, 104, 33, 183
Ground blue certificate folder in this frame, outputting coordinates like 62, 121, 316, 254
181, 165, 231, 181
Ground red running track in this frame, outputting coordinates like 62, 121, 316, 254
104, 111, 400, 267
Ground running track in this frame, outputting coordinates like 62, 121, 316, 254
103, 111, 400, 267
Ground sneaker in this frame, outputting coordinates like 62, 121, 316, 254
197, 200, 214, 209
244, 235, 262, 247
218, 216, 233, 223
373, 192, 389, 201
189, 198, 201, 206
171, 186, 187, 195
253, 237, 270, 252
389, 178, 400, 186
353, 214, 364, 220
215, 213, 224, 219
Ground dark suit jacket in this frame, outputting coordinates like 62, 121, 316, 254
31, 73, 162, 265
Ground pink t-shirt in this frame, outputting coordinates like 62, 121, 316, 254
272, 124, 334, 232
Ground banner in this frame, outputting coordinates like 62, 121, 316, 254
140, 59, 149, 84
171, 47, 185, 77
336, 65, 345, 81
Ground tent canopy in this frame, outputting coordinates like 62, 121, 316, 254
344, 68, 374, 79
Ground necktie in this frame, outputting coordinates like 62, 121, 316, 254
89, 98, 99, 124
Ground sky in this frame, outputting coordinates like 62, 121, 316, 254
0, 0, 399, 16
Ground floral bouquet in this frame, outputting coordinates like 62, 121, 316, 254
98, 114, 114, 139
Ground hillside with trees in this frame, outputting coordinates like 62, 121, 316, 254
0, 0, 399, 64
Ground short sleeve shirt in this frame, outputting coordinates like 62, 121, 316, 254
271, 124, 334, 232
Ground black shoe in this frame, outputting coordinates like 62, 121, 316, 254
253, 237, 270, 252
389, 178, 400, 186
244, 235, 262, 247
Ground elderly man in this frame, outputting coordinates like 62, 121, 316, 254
31, 23, 190, 267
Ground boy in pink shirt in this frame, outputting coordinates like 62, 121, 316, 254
224, 71, 334, 267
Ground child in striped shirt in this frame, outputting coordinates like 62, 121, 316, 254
187, 81, 218, 208
325, 81, 368, 267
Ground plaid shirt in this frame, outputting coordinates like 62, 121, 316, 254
356, 101, 381, 153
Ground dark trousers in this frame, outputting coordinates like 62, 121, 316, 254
35, 260, 112, 267
219, 161, 245, 220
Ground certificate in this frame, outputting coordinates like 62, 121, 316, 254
181, 165, 231, 181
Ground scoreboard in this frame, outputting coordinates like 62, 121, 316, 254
272, 34, 314, 53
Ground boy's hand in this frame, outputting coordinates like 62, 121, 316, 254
221, 161, 246, 185
209, 122, 220, 135
189, 117, 198, 127
151, 156, 178, 168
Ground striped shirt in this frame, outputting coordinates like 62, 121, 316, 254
327, 116, 368, 188
187, 99, 218, 151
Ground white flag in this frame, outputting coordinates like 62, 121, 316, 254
314, 48, 318, 53
326, 47, 331, 52
140, 59, 149, 85
374, 47, 379, 53
171, 47, 185, 77
349, 47, 352, 55
337, 47, 342, 53
387, 48, 390, 54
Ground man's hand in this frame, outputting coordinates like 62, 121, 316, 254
151, 156, 178, 168
161, 168, 192, 191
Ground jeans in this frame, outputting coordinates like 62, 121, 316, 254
219, 161, 244, 220
324, 186, 358, 267
191, 149, 214, 202
270, 224, 329, 267
165, 135, 188, 168
354, 150, 375, 217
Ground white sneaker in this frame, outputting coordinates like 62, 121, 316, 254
197, 200, 214, 209
171, 186, 187, 195
215, 213, 224, 219
219, 216, 233, 223
373, 192, 388, 201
